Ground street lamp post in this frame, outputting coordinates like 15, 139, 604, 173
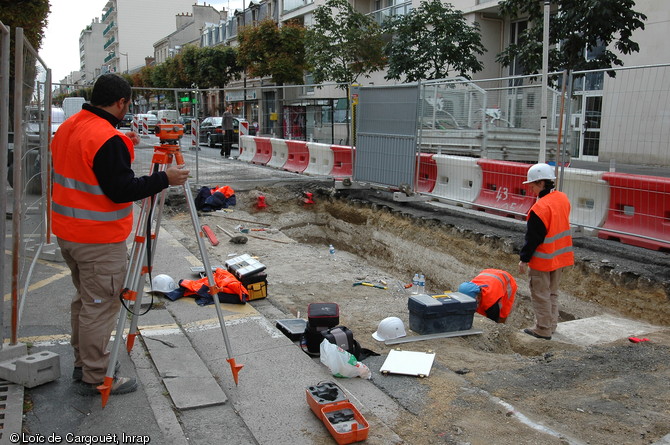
119, 51, 129, 74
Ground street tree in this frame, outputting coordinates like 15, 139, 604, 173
237, 19, 307, 85
384, 0, 485, 82
496, 0, 647, 75
305, 0, 386, 88
190, 46, 243, 89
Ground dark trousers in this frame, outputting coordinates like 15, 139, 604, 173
221, 130, 234, 156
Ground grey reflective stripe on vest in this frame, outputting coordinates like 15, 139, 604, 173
53, 172, 104, 195
532, 245, 574, 260
543, 229, 572, 245
52, 202, 132, 222
480, 272, 513, 300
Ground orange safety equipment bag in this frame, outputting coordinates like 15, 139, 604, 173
180, 268, 249, 304
211, 185, 235, 198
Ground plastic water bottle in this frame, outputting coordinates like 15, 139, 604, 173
419, 274, 426, 294
328, 244, 336, 260
412, 273, 420, 294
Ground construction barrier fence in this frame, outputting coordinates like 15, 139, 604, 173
2, 25, 53, 344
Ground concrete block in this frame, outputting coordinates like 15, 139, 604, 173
0, 343, 28, 362
39, 243, 64, 262
0, 351, 61, 388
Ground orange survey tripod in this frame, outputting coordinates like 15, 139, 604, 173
99, 124, 243, 407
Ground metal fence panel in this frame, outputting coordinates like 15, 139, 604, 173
353, 84, 420, 188
8, 28, 52, 341
0, 21, 10, 343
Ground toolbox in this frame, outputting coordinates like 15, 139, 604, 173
225, 254, 266, 279
239, 271, 268, 300
408, 292, 477, 335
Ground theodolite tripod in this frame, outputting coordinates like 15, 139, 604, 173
98, 123, 243, 407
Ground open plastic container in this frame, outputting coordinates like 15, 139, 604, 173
320, 401, 369, 444
305, 382, 348, 420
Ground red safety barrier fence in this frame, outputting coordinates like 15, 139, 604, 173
597, 173, 670, 251
331, 145, 354, 179
416, 153, 437, 193
284, 140, 310, 173
473, 159, 535, 219
251, 137, 273, 165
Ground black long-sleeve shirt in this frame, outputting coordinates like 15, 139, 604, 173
84, 104, 168, 203
519, 189, 550, 263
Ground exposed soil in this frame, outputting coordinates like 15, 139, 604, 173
165, 182, 670, 445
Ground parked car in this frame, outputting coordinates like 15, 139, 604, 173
178, 115, 193, 133
117, 113, 133, 128
198, 116, 248, 147
135, 113, 158, 133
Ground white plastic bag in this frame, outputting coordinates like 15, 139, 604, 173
320, 339, 371, 379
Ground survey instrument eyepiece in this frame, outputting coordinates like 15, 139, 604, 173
155, 123, 184, 144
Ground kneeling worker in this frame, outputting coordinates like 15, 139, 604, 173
458, 269, 517, 323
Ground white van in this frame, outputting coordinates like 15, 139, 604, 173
156, 110, 179, 124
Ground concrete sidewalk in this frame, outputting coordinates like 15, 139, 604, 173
14, 206, 405, 445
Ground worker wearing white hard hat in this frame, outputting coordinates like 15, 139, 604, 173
372, 317, 407, 342
519, 163, 574, 340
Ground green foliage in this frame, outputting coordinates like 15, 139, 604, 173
2, 0, 49, 50
496, 0, 647, 74
238, 19, 308, 85
192, 45, 243, 88
306, 0, 386, 88
384, 0, 485, 82
128, 45, 242, 91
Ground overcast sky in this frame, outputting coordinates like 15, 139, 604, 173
40, 1, 240, 82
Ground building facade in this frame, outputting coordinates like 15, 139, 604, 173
100, 0, 194, 74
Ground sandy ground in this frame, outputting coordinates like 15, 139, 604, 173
164, 182, 670, 445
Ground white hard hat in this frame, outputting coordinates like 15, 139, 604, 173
372, 317, 406, 342
523, 163, 556, 184
152, 274, 178, 293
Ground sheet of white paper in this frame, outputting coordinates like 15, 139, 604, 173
380, 350, 436, 377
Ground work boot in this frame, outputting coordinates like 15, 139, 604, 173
74, 376, 138, 396
72, 361, 121, 381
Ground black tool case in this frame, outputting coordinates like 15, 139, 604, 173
408, 293, 477, 334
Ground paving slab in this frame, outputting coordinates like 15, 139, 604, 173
138, 308, 227, 410
185, 314, 404, 445
553, 314, 664, 346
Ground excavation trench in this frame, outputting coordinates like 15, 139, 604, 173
165, 184, 670, 445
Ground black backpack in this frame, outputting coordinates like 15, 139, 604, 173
321, 326, 362, 360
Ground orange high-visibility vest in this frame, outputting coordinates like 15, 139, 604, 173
52, 109, 135, 243
527, 191, 574, 272
471, 269, 517, 319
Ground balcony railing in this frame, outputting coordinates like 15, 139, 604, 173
102, 6, 114, 22
369, 1, 411, 25
103, 36, 115, 50
104, 51, 115, 63
282, 0, 314, 14
103, 21, 115, 37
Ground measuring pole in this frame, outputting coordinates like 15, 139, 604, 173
539, 0, 551, 163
